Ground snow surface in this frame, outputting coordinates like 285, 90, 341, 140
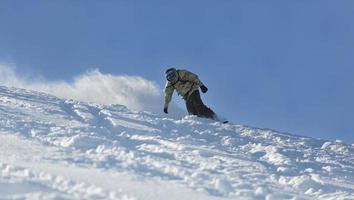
0, 85, 353, 200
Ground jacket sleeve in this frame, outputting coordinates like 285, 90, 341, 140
164, 82, 175, 108
180, 70, 204, 86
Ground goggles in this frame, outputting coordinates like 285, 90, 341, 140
166, 70, 177, 81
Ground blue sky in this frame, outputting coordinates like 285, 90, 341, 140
1, 0, 354, 143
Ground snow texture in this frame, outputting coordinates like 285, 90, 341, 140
0, 85, 353, 200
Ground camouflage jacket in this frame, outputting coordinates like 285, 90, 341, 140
164, 69, 204, 108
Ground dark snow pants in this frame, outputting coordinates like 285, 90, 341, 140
185, 90, 216, 119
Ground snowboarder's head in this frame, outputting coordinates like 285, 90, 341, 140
165, 68, 178, 84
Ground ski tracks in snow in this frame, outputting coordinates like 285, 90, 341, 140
0, 86, 354, 199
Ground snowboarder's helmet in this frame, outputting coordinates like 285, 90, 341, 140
165, 68, 178, 83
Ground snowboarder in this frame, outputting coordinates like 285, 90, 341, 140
163, 68, 217, 120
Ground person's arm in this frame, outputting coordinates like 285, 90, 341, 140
180, 70, 204, 86
181, 70, 208, 93
164, 82, 175, 113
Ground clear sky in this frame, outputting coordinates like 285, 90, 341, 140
1, 0, 354, 143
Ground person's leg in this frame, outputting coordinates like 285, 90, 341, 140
185, 93, 197, 115
191, 90, 216, 119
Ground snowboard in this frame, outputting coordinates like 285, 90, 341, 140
213, 115, 228, 124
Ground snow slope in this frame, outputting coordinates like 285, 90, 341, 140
0, 85, 353, 200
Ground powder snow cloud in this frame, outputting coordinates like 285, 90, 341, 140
0, 63, 184, 117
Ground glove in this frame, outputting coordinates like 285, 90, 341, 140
163, 107, 168, 114
200, 85, 208, 93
